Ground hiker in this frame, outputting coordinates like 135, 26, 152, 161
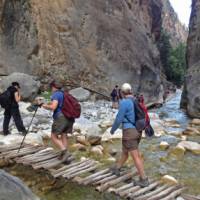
41, 81, 74, 162
139, 94, 144, 104
110, 85, 120, 109
110, 83, 149, 188
2, 82, 27, 136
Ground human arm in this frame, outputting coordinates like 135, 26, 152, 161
42, 100, 58, 111
110, 101, 126, 134
14, 90, 21, 103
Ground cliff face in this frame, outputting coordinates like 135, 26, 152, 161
161, 0, 188, 47
0, 0, 187, 102
181, 0, 200, 118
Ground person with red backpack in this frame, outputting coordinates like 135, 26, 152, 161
42, 81, 77, 162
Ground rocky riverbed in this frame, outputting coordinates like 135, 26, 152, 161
0, 90, 200, 199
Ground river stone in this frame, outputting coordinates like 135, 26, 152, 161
90, 146, 103, 155
71, 143, 87, 151
170, 146, 186, 157
183, 127, 200, 136
76, 135, 88, 146
24, 133, 44, 145
157, 135, 179, 145
0, 170, 40, 200
159, 141, 170, 150
161, 175, 178, 185
176, 197, 185, 200
69, 87, 90, 102
87, 135, 102, 145
0, 73, 40, 101
102, 128, 122, 141
190, 118, 200, 126
177, 141, 200, 155
99, 120, 113, 128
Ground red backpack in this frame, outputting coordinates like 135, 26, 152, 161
62, 91, 81, 119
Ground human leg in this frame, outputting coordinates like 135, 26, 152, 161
11, 108, 26, 133
129, 149, 145, 178
3, 109, 11, 135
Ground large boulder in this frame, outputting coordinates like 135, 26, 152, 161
69, 87, 90, 102
0, 73, 40, 101
0, 170, 40, 200
177, 141, 200, 155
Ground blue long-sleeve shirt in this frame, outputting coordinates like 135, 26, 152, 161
111, 98, 135, 133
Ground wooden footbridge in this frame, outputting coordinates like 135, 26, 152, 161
0, 144, 199, 200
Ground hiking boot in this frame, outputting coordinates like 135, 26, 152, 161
3, 131, 11, 136
58, 150, 66, 160
61, 150, 72, 162
19, 130, 27, 136
110, 166, 121, 177
133, 177, 149, 188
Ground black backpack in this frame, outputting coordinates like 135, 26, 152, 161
0, 90, 12, 109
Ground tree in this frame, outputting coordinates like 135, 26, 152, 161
157, 30, 186, 87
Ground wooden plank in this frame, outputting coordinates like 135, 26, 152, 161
96, 171, 136, 192
62, 161, 97, 179
109, 183, 133, 194
128, 181, 161, 199
93, 174, 117, 186
0, 144, 22, 152
22, 152, 60, 165
53, 160, 93, 178
15, 150, 56, 163
118, 180, 154, 198
182, 194, 200, 200
76, 168, 110, 185
135, 185, 169, 200
67, 165, 99, 179
146, 185, 181, 200
84, 172, 113, 186
1, 145, 38, 156
33, 158, 62, 170
119, 185, 141, 198
160, 188, 186, 200
51, 159, 90, 175
0, 146, 35, 158
4, 147, 44, 159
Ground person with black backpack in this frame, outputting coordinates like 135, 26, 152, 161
1, 82, 27, 136
110, 83, 149, 188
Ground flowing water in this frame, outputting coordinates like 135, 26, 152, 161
154, 89, 189, 131
3, 90, 200, 198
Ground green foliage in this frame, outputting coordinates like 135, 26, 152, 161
157, 30, 187, 87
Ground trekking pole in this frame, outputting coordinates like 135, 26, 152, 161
18, 106, 39, 153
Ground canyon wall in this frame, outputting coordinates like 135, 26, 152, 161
0, 0, 187, 102
181, 0, 200, 118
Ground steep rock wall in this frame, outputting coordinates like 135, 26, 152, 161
181, 0, 200, 118
161, 0, 188, 47
0, 0, 187, 103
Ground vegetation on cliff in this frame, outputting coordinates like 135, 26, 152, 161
157, 30, 186, 87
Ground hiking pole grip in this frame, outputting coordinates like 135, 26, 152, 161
17, 106, 39, 153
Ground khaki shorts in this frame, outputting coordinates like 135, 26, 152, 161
122, 128, 142, 153
52, 113, 74, 135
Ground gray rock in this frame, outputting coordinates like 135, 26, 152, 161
0, 0, 187, 104
0, 73, 40, 101
69, 87, 91, 102
181, 0, 200, 118
0, 170, 40, 200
